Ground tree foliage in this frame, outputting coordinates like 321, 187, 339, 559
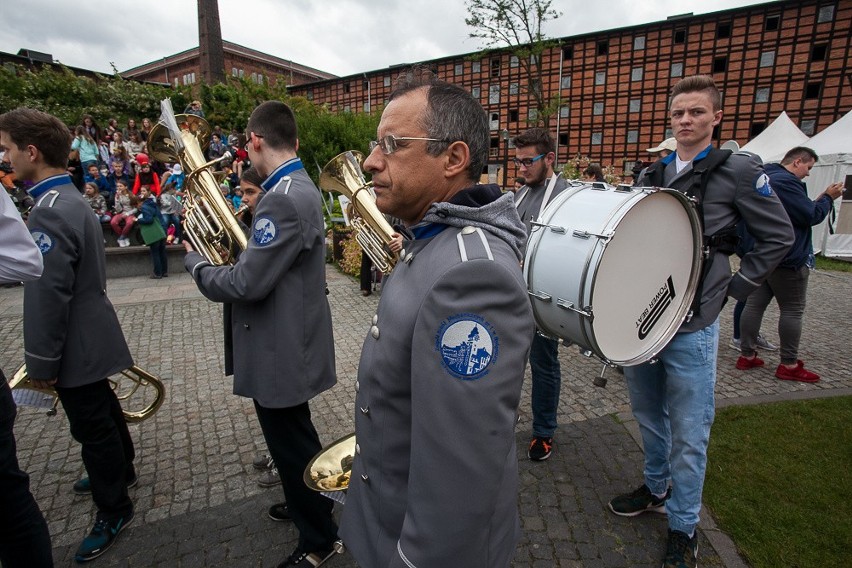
465, 0, 562, 127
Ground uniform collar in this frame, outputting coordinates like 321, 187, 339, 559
27, 174, 73, 200
261, 158, 303, 191
667, 144, 713, 165
409, 222, 447, 240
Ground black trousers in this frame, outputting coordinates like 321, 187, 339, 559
359, 252, 373, 292
254, 401, 338, 553
55, 379, 134, 521
148, 239, 169, 277
0, 373, 53, 567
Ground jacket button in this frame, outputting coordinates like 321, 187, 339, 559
355, 443, 361, 455
360, 406, 369, 415
404, 252, 414, 264
370, 326, 380, 339
244, 323, 250, 329
355, 380, 360, 392
372, 314, 378, 325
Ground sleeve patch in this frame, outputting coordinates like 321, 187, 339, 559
252, 217, 278, 246
754, 172, 773, 197
30, 229, 55, 254
435, 313, 499, 380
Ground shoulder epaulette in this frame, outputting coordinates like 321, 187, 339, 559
456, 226, 493, 262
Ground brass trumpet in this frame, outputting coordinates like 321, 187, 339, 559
320, 151, 399, 274
10, 365, 166, 423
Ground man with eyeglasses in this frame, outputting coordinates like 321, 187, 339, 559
339, 67, 535, 568
511, 127, 570, 462
183, 101, 339, 568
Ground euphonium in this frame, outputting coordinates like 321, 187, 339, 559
10, 365, 166, 423
147, 100, 247, 265
304, 432, 355, 498
320, 151, 399, 274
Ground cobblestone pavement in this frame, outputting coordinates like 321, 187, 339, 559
1, 263, 849, 567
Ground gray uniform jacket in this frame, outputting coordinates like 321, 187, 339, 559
638, 149, 794, 332
0, 190, 42, 283
514, 173, 570, 239
340, 188, 535, 568
24, 175, 133, 386
184, 163, 335, 408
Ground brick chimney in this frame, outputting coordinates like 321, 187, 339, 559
198, 0, 225, 84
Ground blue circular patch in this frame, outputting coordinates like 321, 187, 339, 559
435, 313, 498, 380
253, 217, 278, 246
754, 172, 773, 196
30, 230, 54, 254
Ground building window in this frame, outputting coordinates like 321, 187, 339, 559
489, 84, 500, 104
597, 41, 608, 55
471, 86, 481, 99
593, 102, 604, 115
509, 83, 519, 95
530, 54, 539, 66
174, 78, 179, 87
364, 101, 371, 112
713, 56, 728, 73
665, 128, 673, 138
558, 133, 568, 146
383, 76, 391, 87
717, 23, 731, 38
231, 67, 238, 77
454, 63, 463, 75
759, 50, 775, 67
561, 75, 571, 89
755, 87, 770, 103
491, 58, 501, 77
510, 55, 519, 68
633, 36, 646, 50
765, 15, 780, 30
528, 108, 538, 122
591, 132, 603, 145
750, 122, 766, 137
631, 67, 643, 81
490, 112, 499, 130
674, 29, 686, 44
812, 44, 828, 61
805, 82, 822, 99
562, 46, 574, 59
344, 83, 351, 93
306, 90, 313, 101
509, 109, 519, 122
251, 72, 257, 83
800, 119, 816, 136
559, 105, 570, 118
671, 62, 683, 77
629, 99, 641, 113
627, 130, 639, 143
595, 71, 606, 85
817, 5, 835, 23
472, 61, 481, 73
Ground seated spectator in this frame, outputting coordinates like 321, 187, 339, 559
582, 164, 606, 183
104, 118, 119, 139
72, 126, 100, 171
132, 154, 161, 196
83, 182, 111, 222
111, 180, 139, 247
207, 134, 228, 170
230, 141, 248, 177
168, 164, 186, 192
184, 100, 204, 117
84, 163, 113, 204
109, 131, 127, 156
122, 119, 140, 141
126, 131, 145, 157
159, 184, 184, 244
232, 187, 243, 212
81, 114, 102, 143
140, 118, 154, 142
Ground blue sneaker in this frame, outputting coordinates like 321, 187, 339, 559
74, 511, 134, 563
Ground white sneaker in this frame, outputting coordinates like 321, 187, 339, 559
119, 238, 129, 247
729, 337, 741, 350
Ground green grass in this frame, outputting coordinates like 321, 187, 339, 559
705, 396, 852, 568
815, 255, 852, 272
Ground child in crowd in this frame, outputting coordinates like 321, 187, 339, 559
232, 187, 243, 212
159, 184, 184, 244
111, 180, 139, 247
84, 163, 113, 205
132, 153, 161, 196
83, 182, 111, 222
169, 164, 186, 191
136, 186, 169, 279
71, 126, 100, 171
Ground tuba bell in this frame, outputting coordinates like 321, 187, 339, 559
304, 432, 356, 502
147, 99, 247, 265
320, 151, 399, 275
10, 365, 166, 423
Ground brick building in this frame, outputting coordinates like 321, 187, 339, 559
288, 0, 850, 181
122, 40, 335, 88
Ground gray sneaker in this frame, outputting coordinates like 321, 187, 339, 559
253, 453, 274, 470
258, 467, 281, 488
755, 335, 778, 351
728, 337, 741, 350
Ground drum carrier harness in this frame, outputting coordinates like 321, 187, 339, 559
642, 147, 738, 318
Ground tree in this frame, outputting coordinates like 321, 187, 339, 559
465, 0, 562, 127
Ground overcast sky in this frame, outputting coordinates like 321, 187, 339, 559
3, 0, 774, 77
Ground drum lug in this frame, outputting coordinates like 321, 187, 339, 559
528, 290, 552, 303
572, 230, 614, 241
556, 298, 593, 319
530, 220, 566, 234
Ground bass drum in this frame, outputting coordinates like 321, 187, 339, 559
524, 184, 703, 365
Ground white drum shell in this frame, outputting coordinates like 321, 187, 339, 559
524, 184, 702, 365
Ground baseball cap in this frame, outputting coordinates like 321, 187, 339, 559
646, 137, 677, 153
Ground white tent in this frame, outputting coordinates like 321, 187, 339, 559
801, 110, 852, 258
740, 111, 809, 162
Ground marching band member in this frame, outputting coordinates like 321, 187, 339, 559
184, 101, 339, 568
339, 68, 535, 568
1, 108, 137, 563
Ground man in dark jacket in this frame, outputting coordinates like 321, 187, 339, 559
737, 146, 845, 381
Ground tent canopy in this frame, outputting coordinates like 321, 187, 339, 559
740, 111, 809, 163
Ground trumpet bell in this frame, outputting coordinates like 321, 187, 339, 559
304, 432, 356, 493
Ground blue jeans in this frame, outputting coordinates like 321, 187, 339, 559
624, 319, 719, 536
530, 332, 561, 438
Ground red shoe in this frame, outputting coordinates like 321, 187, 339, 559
736, 355, 764, 370
775, 361, 820, 383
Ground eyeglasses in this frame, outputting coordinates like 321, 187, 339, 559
244, 132, 263, 151
512, 154, 546, 167
369, 135, 442, 155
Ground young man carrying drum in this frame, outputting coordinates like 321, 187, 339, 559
607, 76, 793, 568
